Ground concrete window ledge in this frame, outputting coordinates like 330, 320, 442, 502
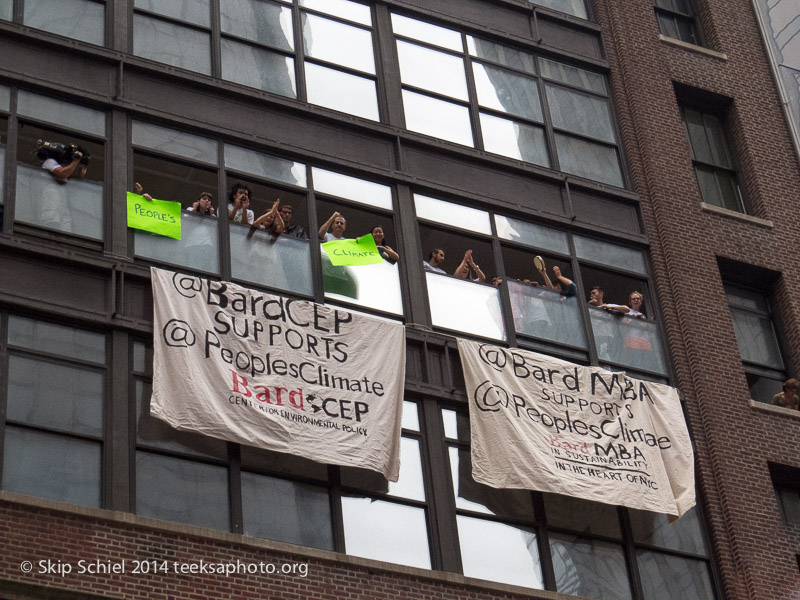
700, 203, 774, 228
750, 399, 800, 419
658, 35, 728, 60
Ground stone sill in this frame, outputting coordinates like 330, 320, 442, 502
658, 35, 728, 60
0, 490, 579, 600
750, 399, 800, 420
700, 203, 774, 228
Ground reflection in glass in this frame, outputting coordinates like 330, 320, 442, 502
3, 427, 101, 507
401, 401, 419, 431
221, 0, 293, 49
550, 535, 632, 600
729, 310, 783, 369
132, 121, 217, 163
0, 0, 10, 21
136, 452, 229, 530
8, 355, 103, 436
135, 211, 220, 274
322, 250, 403, 315
222, 39, 297, 98
18, 90, 106, 137
397, 41, 468, 100
391, 13, 462, 51
630, 507, 708, 555
8, 316, 105, 363
589, 308, 666, 374
312, 168, 392, 210
402, 91, 473, 146
495, 215, 569, 253
300, 0, 372, 26
304, 63, 379, 121
231, 226, 312, 296
555, 133, 623, 187
15, 164, 103, 239
135, 0, 209, 27
133, 14, 211, 75
414, 194, 491, 234
24, 0, 105, 46
480, 113, 549, 166
467, 36, 535, 74
441, 408, 459, 439
540, 58, 606, 94
547, 85, 615, 143
543, 493, 621, 537
387, 438, 426, 501
242, 473, 333, 549
457, 515, 544, 588
637, 551, 716, 600
529, 0, 588, 20
303, 14, 375, 74
224, 144, 306, 186
473, 64, 542, 121
574, 236, 647, 274
509, 282, 587, 348
342, 496, 431, 568
427, 273, 506, 340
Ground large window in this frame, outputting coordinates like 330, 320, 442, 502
724, 283, 787, 404
393, 14, 624, 187
133, 0, 379, 120
654, 0, 701, 46
529, 0, 589, 20
681, 106, 744, 213
2, 0, 106, 45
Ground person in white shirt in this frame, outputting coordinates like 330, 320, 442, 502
40, 147, 87, 231
318, 211, 346, 241
227, 183, 254, 225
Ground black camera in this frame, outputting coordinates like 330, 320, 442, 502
36, 139, 91, 166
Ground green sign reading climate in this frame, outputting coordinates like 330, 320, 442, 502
126, 192, 182, 239
322, 234, 384, 266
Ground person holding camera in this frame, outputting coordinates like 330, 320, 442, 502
39, 142, 89, 232
42, 146, 87, 184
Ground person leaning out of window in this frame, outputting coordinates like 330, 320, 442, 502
772, 379, 799, 410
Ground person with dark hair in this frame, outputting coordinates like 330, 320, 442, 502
454, 249, 486, 283
370, 225, 399, 263
772, 379, 799, 410
588, 286, 628, 313
318, 211, 346, 241
274, 204, 308, 239
252, 198, 285, 233
227, 183, 254, 225
186, 191, 216, 217
40, 142, 88, 231
423, 248, 446, 274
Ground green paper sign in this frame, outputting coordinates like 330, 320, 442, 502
126, 192, 182, 239
322, 234, 385, 266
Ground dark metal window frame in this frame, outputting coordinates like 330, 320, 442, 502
654, 0, 702, 46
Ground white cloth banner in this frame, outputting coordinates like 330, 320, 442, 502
150, 267, 405, 480
457, 339, 695, 517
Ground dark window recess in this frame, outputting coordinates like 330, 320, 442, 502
682, 106, 744, 212
769, 464, 800, 526
655, 0, 701, 46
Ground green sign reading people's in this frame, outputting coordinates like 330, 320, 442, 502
126, 192, 182, 239
322, 234, 384, 266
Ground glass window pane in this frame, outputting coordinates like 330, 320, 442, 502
415, 194, 491, 234
684, 108, 714, 164
387, 437, 425, 501
303, 14, 375, 74
574, 236, 647, 274
312, 168, 391, 210
241, 473, 333, 549
637, 552, 716, 600
590, 308, 667, 374
18, 90, 106, 137
15, 164, 104, 239
0, 85, 9, 111
134, 0, 209, 27
397, 41, 468, 100
427, 273, 506, 340
24, 0, 105, 46
694, 165, 722, 207
224, 144, 306, 186
630, 507, 708, 555
401, 401, 419, 431
715, 170, 742, 212
555, 133, 623, 187
729, 308, 784, 369
230, 226, 312, 296
724, 284, 769, 312
133, 14, 211, 75
540, 58, 607, 94
402, 91, 473, 146
221, 38, 297, 98
391, 13, 462, 51
322, 252, 403, 315
8, 316, 105, 363
702, 114, 732, 168
480, 113, 550, 167
495, 215, 569, 253
136, 452, 230, 530
529, 0, 588, 19
449, 446, 535, 518
132, 121, 217, 163
2, 427, 101, 507
133, 342, 153, 376
342, 496, 431, 568
543, 493, 621, 537
550, 535, 632, 600
222, 0, 293, 50
457, 515, 544, 588
0, 0, 10, 21
509, 282, 587, 348
8, 355, 103, 436
473, 64, 542, 121
467, 36, 536, 74
305, 63, 379, 121
547, 85, 615, 143
0, 147, 5, 203
300, 0, 372, 26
